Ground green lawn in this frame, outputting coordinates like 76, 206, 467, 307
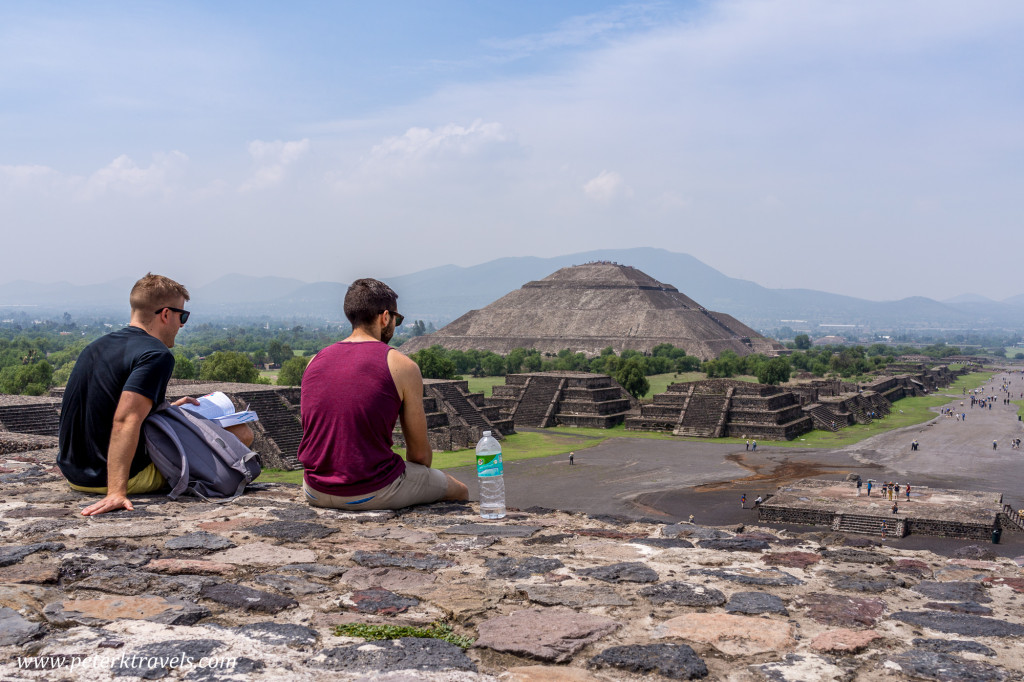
459, 376, 506, 397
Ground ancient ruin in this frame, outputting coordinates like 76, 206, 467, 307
628, 365, 968, 440
393, 379, 515, 453
401, 262, 782, 360
486, 372, 636, 428
627, 379, 812, 440
759, 478, 1022, 541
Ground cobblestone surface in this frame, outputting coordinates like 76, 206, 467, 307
2, 457, 1024, 680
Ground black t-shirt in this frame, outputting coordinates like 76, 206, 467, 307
57, 326, 175, 487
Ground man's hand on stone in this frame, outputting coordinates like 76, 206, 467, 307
81, 493, 134, 516
171, 396, 200, 407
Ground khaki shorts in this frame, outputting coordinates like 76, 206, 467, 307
67, 463, 167, 495
303, 462, 448, 511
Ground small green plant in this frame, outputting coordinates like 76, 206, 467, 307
333, 621, 474, 649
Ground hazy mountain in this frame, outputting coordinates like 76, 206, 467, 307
944, 293, 996, 304
3, 248, 1023, 331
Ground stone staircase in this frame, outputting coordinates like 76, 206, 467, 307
832, 513, 906, 537
234, 390, 303, 469
512, 376, 565, 428
804, 403, 842, 431
625, 385, 691, 431
674, 391, 730, 437
1001, 505, 1024, 533
0, 402, 61, 437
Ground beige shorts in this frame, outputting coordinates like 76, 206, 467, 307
303, 462, 448, 511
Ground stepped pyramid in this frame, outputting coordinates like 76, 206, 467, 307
401, 262, 780, 360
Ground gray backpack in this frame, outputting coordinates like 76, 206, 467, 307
143, 403, 262, 501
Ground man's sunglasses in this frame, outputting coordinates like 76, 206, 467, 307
382, 310, 404, 327
154, 307, 190, 324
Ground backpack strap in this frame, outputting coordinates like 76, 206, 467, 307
144, 409, 192, 499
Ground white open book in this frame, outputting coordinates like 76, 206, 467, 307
180, 391, 259, 427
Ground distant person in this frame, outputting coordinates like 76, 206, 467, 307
741, 493, 747, 508
569, 451, 574, 465
866, 480, 872, 496
994, 440, 998, 450
892, 501, 899, 515
298, 278, 468, 511
751, 439, 757, 451
754, 495, 763, 507
905, 483, 911, 500
857, 478, 862, 495
57, 274, 254, 516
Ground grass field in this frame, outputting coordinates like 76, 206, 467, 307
257, 369, 998, 484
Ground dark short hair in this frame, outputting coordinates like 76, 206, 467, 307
344, 278, 398, 327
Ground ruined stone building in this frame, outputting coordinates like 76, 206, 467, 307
400, 262, 781, 360
485, 372, 636, 428
626, 379, 812, 440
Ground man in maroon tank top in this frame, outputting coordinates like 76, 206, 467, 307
297, 278, 469, 510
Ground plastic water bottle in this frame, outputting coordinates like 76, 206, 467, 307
476, 431, 506, 519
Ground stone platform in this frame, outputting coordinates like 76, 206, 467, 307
760, 479, 1010, 541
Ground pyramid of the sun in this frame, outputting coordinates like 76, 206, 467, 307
401, 262, 781, 360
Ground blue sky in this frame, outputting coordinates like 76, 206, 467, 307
2, 1, 1022, 301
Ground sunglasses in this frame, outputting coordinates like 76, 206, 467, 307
154, 307, 190, 324
382, 310, 404, 327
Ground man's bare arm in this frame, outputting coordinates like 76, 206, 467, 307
81, 391, 153, 516
389, 351, 432, 467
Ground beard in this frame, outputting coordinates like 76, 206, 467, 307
381, 321, 395, 344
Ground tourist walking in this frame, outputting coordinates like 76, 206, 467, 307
745, 439, 750, 451
751, 439, 757, 451
905, 483, 911, 500
569, 451, 574, 465
857, 478, 862, 495
741, 493, 746, 508
866, 480, 872, 496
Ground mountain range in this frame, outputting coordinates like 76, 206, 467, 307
2, 248, 1023, 332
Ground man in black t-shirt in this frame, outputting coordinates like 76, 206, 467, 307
58, 273, 253, 516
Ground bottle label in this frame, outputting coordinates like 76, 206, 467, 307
477, 451, 503, 477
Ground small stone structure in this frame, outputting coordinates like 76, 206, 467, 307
486, 372, 636, 428
393, 379, 515, 452
626, 379, 812, 440
759, 478, 1015, 540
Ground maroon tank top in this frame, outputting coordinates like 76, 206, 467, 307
297, 340, 405, 496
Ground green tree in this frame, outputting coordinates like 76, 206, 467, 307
411, 345, 457, 379
267, 339, 292, 366
278, 356, 310, 386
756, 356, 791, 385
480, 352, 506, 376
615, 358, 649, 400
199, 351, 260, 383
0, 361, 53, 395
794, 334, 811, 350
172, 354, 197, 380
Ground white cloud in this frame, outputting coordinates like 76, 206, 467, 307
0, 164, 60, 188
240, 138, 310, 192
78, 151, 188, 199
370, 120, 508, 162
583, 170, 632, 202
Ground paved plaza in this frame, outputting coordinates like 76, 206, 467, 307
449, 369, 1024, 550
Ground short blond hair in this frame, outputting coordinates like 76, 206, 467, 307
129, 273, 190, 313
